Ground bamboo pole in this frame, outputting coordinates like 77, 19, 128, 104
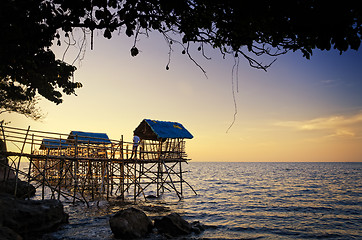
27, 134, 34, 199
106, 159, 110, 200
138, 160, 143, 197
14, 126, 30, 197
179, 160, 183, 196
162, 162, 181, 199
58, 157, 64, 200
133, 158, 137, 201
120, 161, 124, 200
73, 135, 79, 204
110, 144, 114, 194
42, 148, 50, 200
157, 140, 161, 197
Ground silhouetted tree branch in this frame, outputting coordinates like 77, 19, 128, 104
0, 95, 44, 121
1, 0, 361, 118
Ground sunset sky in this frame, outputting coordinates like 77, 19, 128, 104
3, 30, 362, 162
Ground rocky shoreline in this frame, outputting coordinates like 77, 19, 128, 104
0, 174, 208, 240
0, 181, 208, 240
0, 180, 69, 240
109, 207, 208, 239
0, 139, 68, 239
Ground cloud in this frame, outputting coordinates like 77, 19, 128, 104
327, 129, 355, 138
320, 79, 338, 86
275, 111, 362, 139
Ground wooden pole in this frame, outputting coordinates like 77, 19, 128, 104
27, 134, 34, 199
110, 144, 114, 195
179, 160, 183, 197
14, 126, 30, 197
120, 135, 124, 200
58, 157, 64, 200
162, 162, 181, 199
42, 148, 50, 200
120, 161, 124, 200
73, 134, 79, 204
138, 160, 143, 197
134, 158, 137, 201
157, 140, 161, 197
106, 159, 110, 200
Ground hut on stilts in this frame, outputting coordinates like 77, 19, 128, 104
0, 119, 195, 205
132, 119, 194, 199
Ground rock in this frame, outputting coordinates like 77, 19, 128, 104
109, 207, 153, 239
154, 212, 192, 237
0, 179, 36, 199
190, 221, 206, 234
0, 193, 68, 239
0, 226, 23, 240
145, 194, 158, 199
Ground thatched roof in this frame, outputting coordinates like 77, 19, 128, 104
40, 139, 69, 150
134, 119, 193, 140
68, 131, 111, 144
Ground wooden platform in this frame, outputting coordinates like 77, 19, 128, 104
0, 125, 196, 205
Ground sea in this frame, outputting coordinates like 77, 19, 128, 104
34, 162, 361, 240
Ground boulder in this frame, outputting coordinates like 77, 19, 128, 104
145, 194, 158, 199
109, 207, 153, 239
154, 212, 192, 237
0, 179, 36, 199
0, 193, 69, 239
0, 226, 23, 240
190, 221, 206, 234
154, 213, 207, 237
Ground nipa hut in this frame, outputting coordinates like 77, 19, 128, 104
39, 138, 70, 156
67, 131, 111, 158
39, 131, 111, 157
134, 119, 193, 161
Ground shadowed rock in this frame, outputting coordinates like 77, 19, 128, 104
109, 207, 153, 239
0, 226, 22, 240
0, 179, 36, 199
154, 213, 207, 237
154, 212, 192, 237
0, 193, 68, 239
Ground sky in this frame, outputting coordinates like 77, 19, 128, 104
3, 29, 362, 162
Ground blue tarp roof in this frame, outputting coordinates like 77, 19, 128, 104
136, 119, 193, 140
68, 131, 112, 144
40, 139, 70, 150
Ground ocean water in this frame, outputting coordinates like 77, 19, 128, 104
41, 162, 361, 240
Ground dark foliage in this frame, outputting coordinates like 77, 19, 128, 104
0, 0, 79, 114
1, 0, 361, 115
